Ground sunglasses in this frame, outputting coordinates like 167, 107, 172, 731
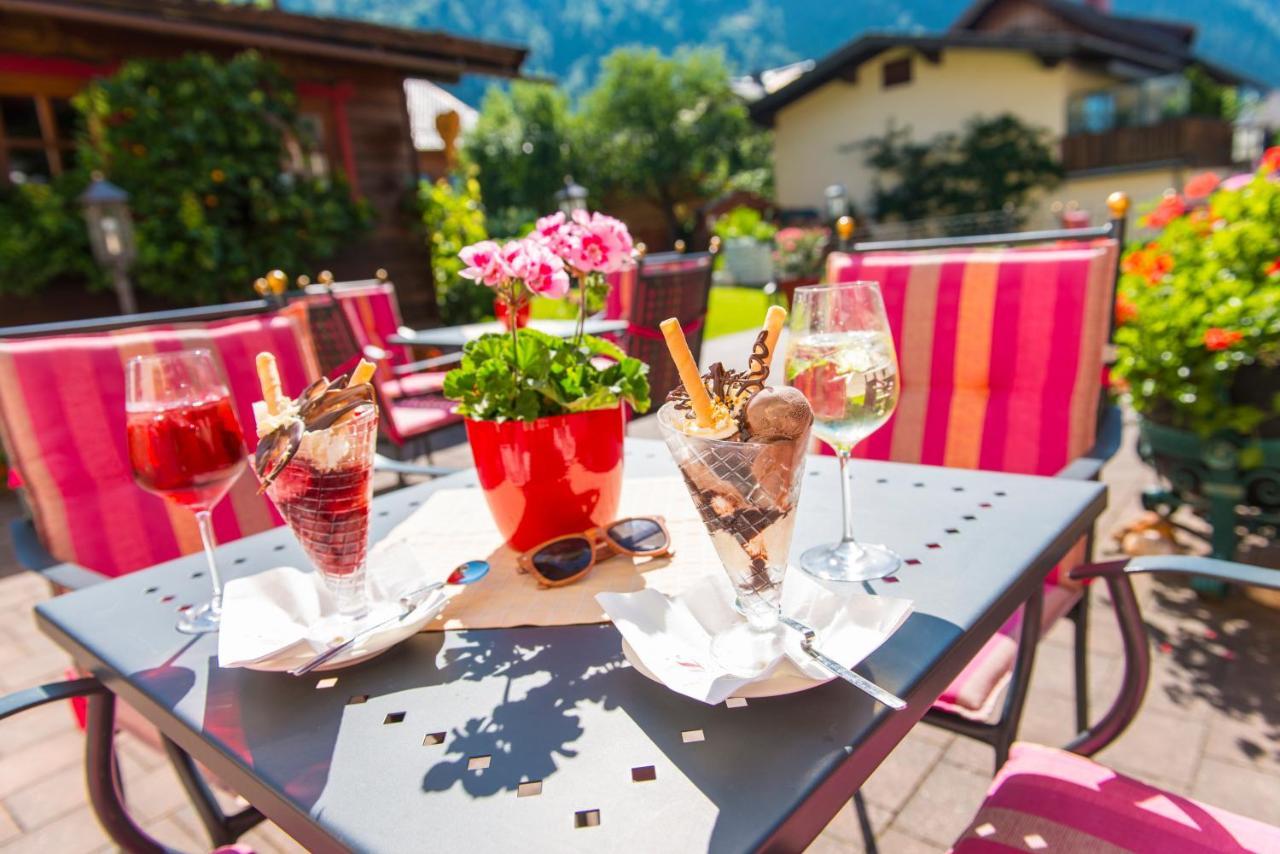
518, 517, 672, 587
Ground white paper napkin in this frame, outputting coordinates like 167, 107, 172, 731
597, 568, 912, 705
218, 544, 448, 669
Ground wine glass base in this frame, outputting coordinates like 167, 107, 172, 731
176, 601, 221, 635
711, 622, 785, 677
799, 541, 902, 583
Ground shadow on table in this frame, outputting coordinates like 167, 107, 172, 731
408, 611, 960, 852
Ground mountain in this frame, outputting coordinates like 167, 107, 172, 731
283, 0, 1280, 104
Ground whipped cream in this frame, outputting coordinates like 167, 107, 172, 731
252, 399, 300, 439
672, 398, 741, 439
297, 428, 353, 471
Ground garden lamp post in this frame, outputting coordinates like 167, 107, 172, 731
80, 174, 138, 315
824, 183, 849, 225
555, 176, 588, 214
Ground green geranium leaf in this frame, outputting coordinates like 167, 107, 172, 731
445, 330, 651, 421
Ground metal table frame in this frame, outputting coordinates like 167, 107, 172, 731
36, 441, 1105, 853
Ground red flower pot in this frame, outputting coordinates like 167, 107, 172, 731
464, 406, 625, 551
494, 297, 531, 330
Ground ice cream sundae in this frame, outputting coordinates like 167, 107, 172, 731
253, 355, 379, 621
658, 306, 814, 674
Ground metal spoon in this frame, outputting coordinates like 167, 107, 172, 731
289, 560, 489, 676
779, 614, 906, 711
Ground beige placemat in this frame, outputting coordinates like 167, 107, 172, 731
371, 477, 723, 630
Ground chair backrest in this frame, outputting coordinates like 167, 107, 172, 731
825, 240, 1118, 477
0, 305, 320, 578
300, 293, 412, 448
603, 266, 640, 321
310, 279, 413, 369
624, 251, 715, 405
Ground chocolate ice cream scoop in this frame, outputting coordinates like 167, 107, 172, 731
745, 386, 813, 441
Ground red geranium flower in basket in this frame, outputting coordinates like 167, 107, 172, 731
1114, 293, 1139, 325
1203, 328, 1244, 351
1261, 146, 1280, 176
1141, 194, 1186, 229
1183, 172, 1220, 199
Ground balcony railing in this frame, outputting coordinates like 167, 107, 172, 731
1061, 116, 1235, 174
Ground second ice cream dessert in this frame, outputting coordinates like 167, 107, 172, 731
658, 306, 813, 638
252, 355, 380, 619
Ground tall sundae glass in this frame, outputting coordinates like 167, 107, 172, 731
253, 355, 380, 629
657, 306, 814, 676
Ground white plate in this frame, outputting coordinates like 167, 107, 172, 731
243, 592, 447, 674
621, 639, 833, 698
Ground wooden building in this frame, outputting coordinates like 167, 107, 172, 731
0, 0, 527, 322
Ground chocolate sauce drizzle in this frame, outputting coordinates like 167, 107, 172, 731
667, 329, 772, 435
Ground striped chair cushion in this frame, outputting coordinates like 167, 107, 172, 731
952, 742, 1277, 852
826, 243, 1116, 475
828, 243, 1116, 717
0, 306, 319, 579
331, 282, 447, 400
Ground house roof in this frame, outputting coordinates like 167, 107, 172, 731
951, 0, 1197, 58
749, 3, 1261, 126
0, 0, 528, 82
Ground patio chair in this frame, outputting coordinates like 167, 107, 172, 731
300, 288, 463, 480
949, 555, 1280, 852
825, 194, 1129, 770
0, 302, 321, 847
308, 270, 449, 400
623, 249, 716, 405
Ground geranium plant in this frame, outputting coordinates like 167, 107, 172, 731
443, 212, 650, 421
1112, 151, 1280, 438
773, 227, 829, 281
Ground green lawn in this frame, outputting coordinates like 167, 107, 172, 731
530, 285, 772, 340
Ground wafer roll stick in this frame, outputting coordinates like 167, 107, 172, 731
256, 352, 285, 416
349, 358, 377, 387
760, 305, 787, 369
660, 317, 714, 428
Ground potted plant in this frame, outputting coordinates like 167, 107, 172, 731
773, 226, 830, 305
443, 211, 651, 550
1113, 153, 1280, 570
713, 206, 777, 286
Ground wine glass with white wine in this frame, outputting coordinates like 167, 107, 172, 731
785, 281, 903, 582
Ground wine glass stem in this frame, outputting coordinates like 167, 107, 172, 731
194, 510, 224, 615
838, 450, 857, 544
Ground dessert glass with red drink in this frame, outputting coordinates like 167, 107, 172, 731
126, 349, 247, 634
264, 405, 377, 623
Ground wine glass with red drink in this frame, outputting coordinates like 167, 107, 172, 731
126, 350, 247, 634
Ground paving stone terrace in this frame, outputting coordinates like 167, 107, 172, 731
0, 330, 1276, 853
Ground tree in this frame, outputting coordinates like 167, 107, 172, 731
862, 114, 1062, 226
462, 81, 580, 223
576, 48, 771, 240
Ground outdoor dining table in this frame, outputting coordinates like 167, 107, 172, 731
389, 317, 629, 349
35, 439, 1105, 853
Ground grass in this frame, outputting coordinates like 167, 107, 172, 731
530, 285, 773, 340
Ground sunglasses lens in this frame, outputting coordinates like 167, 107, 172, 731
531, 537, 594, 582
608, 518, 667, 553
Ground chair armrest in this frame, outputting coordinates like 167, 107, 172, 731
1072, 555, 1279, 591
373, 454, 461, 479
0, 677, 105, 722
392, 352, 464, 375
9, 518, 109, 589
1055, 404, 1123, 481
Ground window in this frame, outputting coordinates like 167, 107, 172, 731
0, 93, 80, 185
882, 58, 912, 89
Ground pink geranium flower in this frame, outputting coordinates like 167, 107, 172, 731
564, 210, 635, 273
504, 238, 570, 299
458, 240, 510, 288
534, 212, 574, 257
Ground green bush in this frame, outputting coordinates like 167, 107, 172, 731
419, 172, 492, 324
712, 206, 777, 243
1113, 160, 1280, 438
71, 51, 369, 304
0, 175, 101, 296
